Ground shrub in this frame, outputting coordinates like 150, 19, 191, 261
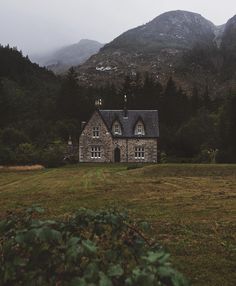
160, 152, 167, 163
0, 207, 188, 286
0, 128, 29, 150
0, 145, 16, 165
40, 142, 66, 168
15, 143, 40, 165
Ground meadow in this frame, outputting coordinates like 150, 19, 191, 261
0, 163, 235, 286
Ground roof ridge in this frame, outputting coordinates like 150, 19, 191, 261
99, 109, 158, 112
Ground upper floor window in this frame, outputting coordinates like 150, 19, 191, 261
134, 121, 145, 136
112, 121, 122, 135
93, 126, 99, 138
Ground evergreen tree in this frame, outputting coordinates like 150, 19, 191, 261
57, 67, 82, 120
190, 86, 202, 114
0, 79, 10, 127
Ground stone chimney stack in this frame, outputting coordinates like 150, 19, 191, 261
123, 95, 128, 118
95, 98, 102, 110
81, 121, 86, 130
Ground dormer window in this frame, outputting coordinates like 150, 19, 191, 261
93, 126, 99, 138
137, 124, 143, 134
134, 121, 145, 136
112, 121, 122, 136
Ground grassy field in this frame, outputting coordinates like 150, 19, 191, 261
0, 163, 235, 285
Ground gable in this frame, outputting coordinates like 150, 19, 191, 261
80, 110, 110, 137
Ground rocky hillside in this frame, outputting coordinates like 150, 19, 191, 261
31, 39, 104, 74
76, 11, 236, 97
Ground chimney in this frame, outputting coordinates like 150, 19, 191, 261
123, 94, 128, 118
81, 121, 86, 130
95, 98, 102, 110
68, 135, 73, 146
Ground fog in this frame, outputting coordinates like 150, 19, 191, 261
0, 0, 235, 56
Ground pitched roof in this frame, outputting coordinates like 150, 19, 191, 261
99, 109, 159, 138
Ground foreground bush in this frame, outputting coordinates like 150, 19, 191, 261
0, 207, 188, 286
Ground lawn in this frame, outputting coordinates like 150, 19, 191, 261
0, 163, 235, 286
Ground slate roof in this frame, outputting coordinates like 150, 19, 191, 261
99, 109, 159, 138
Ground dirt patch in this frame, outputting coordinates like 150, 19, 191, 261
0, 165, 45, 171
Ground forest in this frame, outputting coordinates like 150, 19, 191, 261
0, 45, 235, 166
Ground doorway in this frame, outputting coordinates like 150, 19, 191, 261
114, 147, 121, 163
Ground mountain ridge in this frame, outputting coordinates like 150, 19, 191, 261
76, 10, 236, 97
31, 39, 104, 74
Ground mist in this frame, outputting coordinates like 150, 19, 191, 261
0, 0, 235, 56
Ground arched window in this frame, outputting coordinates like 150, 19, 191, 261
112, 121, 122, 135
134, 121, 145, 136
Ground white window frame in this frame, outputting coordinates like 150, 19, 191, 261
91, 146, 101, 159
137, 124, 143, 135
135, 147, 145, 159
113, 122, 122, 135
135, 122, 145, 136
114, 124, 120, 134
92, 126, 99, 138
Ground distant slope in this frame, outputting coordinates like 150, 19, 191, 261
31, 39, 104, 74
77, 11, 236, 96
0, 45, 60, 125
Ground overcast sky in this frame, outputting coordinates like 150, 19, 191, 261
0, 0, 235, 56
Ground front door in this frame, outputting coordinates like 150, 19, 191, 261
114, 147, 121, 163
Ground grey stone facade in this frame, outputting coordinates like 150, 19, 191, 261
79, 109, 159, 163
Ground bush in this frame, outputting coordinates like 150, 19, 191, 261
0, 207, 188, 286
0, 145, 16, 165
0, 128, 29, 150
40, 142, 66, 168
196, 148, 219, 163
15, 143, 40, 165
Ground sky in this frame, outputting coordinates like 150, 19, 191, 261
0, 0, 235, 56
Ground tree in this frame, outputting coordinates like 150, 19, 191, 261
218, 93, 236, 162
0, 79, 10, 127
57, 67, 83, 120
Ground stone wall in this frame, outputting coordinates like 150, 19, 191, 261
79, 111, 158, 163
113, 138, 158, 163
79, 111, 113, 162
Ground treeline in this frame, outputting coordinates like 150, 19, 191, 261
0, 45, 235, 165
99, 73, 236, 163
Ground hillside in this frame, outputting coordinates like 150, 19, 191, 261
31, 39, 104, 74
76, 11, 236, 96
0, 44, 60, 130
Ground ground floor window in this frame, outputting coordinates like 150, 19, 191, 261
91, 146, 101, 158
135, 146, 145, 159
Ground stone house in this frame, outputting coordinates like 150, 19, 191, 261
79, 108, 159, 163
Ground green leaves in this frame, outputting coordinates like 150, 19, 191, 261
143, 251, 170, 264
82, 240, 97, 255
107, 264, 124, 277
37, 227, 62, 242
99, 272, 112, 286
0, 207, 188, 286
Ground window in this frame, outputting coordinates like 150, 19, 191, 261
134, 121, 145, 136
112, 121, 122, 135
91, 146, 101, 158
114, 124, 120, 134
137, 124, 143, 134
93, 126, 99, 138
135, 147, 145, 159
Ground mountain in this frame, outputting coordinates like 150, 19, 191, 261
76, 11, 236, 96
31, 39, 104, 74
221, 15, 236, 53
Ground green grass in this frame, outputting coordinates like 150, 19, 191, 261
0, 163, 236, 286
